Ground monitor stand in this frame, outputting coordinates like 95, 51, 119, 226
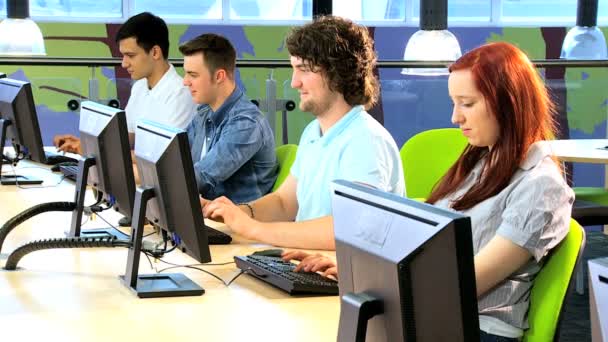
120, 186, 205, 298
338, 292, 384, 342
67, 156, 126, 240
0, 118, 43, 185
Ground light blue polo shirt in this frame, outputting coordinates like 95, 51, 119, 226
291, 105, 405, 221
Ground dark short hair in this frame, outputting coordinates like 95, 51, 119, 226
178, 33, 236, 77
115, 12, 169, 60
286, 16, 379, 108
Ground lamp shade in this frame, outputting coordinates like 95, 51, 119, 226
402, 29, 461, 76
561, 26, 607, 59
561, 0, 607, 59
402, 0, 461, 76
0, 0, 46, 56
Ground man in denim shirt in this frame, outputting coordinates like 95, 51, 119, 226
180, 34, 277, 203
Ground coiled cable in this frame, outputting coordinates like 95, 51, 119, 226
3, 236, 131, 270
0, 201, 76, 253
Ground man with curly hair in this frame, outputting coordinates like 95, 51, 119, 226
201, 16, 404, 250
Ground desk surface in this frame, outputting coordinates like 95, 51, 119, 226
0, 162, 339, 341
548, 139, 608, 164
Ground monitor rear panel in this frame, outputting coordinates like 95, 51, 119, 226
79, 101, 135, 217
332, 180, 479, 341
0, 78, 46, 163
135, 120, 210, 263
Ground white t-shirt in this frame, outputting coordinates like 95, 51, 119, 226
125, 64, 196, 133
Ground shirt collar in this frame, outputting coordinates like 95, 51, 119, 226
196, 86, 243, 126
520, 141, 553, 170
308, 105, 364, 146
147, 64, 176, 95
469, 141, 552, 179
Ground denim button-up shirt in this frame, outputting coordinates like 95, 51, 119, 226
186, 87, 277, 203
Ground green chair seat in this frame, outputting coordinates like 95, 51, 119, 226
400, 128, 468, 199
272, 144, 298, 191
523, 219, 586, 341
574, 187, 608, 206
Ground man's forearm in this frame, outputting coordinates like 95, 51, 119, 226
249, 216, 335, 250
249, 192, 295, 222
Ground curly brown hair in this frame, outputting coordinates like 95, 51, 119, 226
285, 16, 379, 108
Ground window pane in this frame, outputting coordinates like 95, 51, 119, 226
502, 0, 607, 23
333, 0, 404, 21
133, 0, 221, 19
413, 0, 490, 22
230, 0, 312, 20
30, 0, 122, 18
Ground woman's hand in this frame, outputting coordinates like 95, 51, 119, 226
282, 250, 338, 279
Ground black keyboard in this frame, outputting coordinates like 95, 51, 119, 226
234, 255, 339, 295
59, 164, 79, 181
205, 225, 232, 245
44, 152, 79, 165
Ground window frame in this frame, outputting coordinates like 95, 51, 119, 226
0, 0, 605, 26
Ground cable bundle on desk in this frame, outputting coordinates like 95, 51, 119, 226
0, 201, 76, 253
3, 236, 131, 270
0, 188, 107, 253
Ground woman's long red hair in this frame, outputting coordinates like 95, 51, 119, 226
426, 42, 557, 210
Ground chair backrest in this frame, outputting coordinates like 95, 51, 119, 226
400, 128, 468, 199
523, 219, 586, 342
272, 144, 298, 191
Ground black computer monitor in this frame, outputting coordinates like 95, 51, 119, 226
121, 119, 211, 298
0, 77, 46, 184
68, 100, 135, 239
331, 180, 480, 342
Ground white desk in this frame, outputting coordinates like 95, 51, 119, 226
0, 162, 340, 341
548, 139, 608, 164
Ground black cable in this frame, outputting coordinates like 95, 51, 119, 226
0, 201, 76, 253
226, 269, 247, 286
3, 236, 131, 270
155, 257, 236, 269
180, 265, 230, 285
154, 258, 238, 286
94, 212, 119, 231
143, 251, 157, 272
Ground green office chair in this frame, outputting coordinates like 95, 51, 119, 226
574, 187, 608, 205
272, 144, 298, 191
523, 219, 586, 342
400, 128, 468, 199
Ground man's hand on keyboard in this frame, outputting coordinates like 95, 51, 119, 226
202, 196, 257, 239
53, 134, 82, 155
282, 250, 338, 280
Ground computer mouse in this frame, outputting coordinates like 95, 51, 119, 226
50, 164, 61, 172
252, 249, 284, 257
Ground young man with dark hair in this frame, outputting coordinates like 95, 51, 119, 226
53, 12, 196, 226
54, 12, 195, 153
179, 33, 277, 203
202, 16, 404, 250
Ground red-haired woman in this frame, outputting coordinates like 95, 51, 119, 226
285, 42, 574, 341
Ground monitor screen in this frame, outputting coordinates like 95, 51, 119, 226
79, 100, 135, 218
134, 119, 211, 263
331, 180, 479, 341
0, 78, 46, 163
